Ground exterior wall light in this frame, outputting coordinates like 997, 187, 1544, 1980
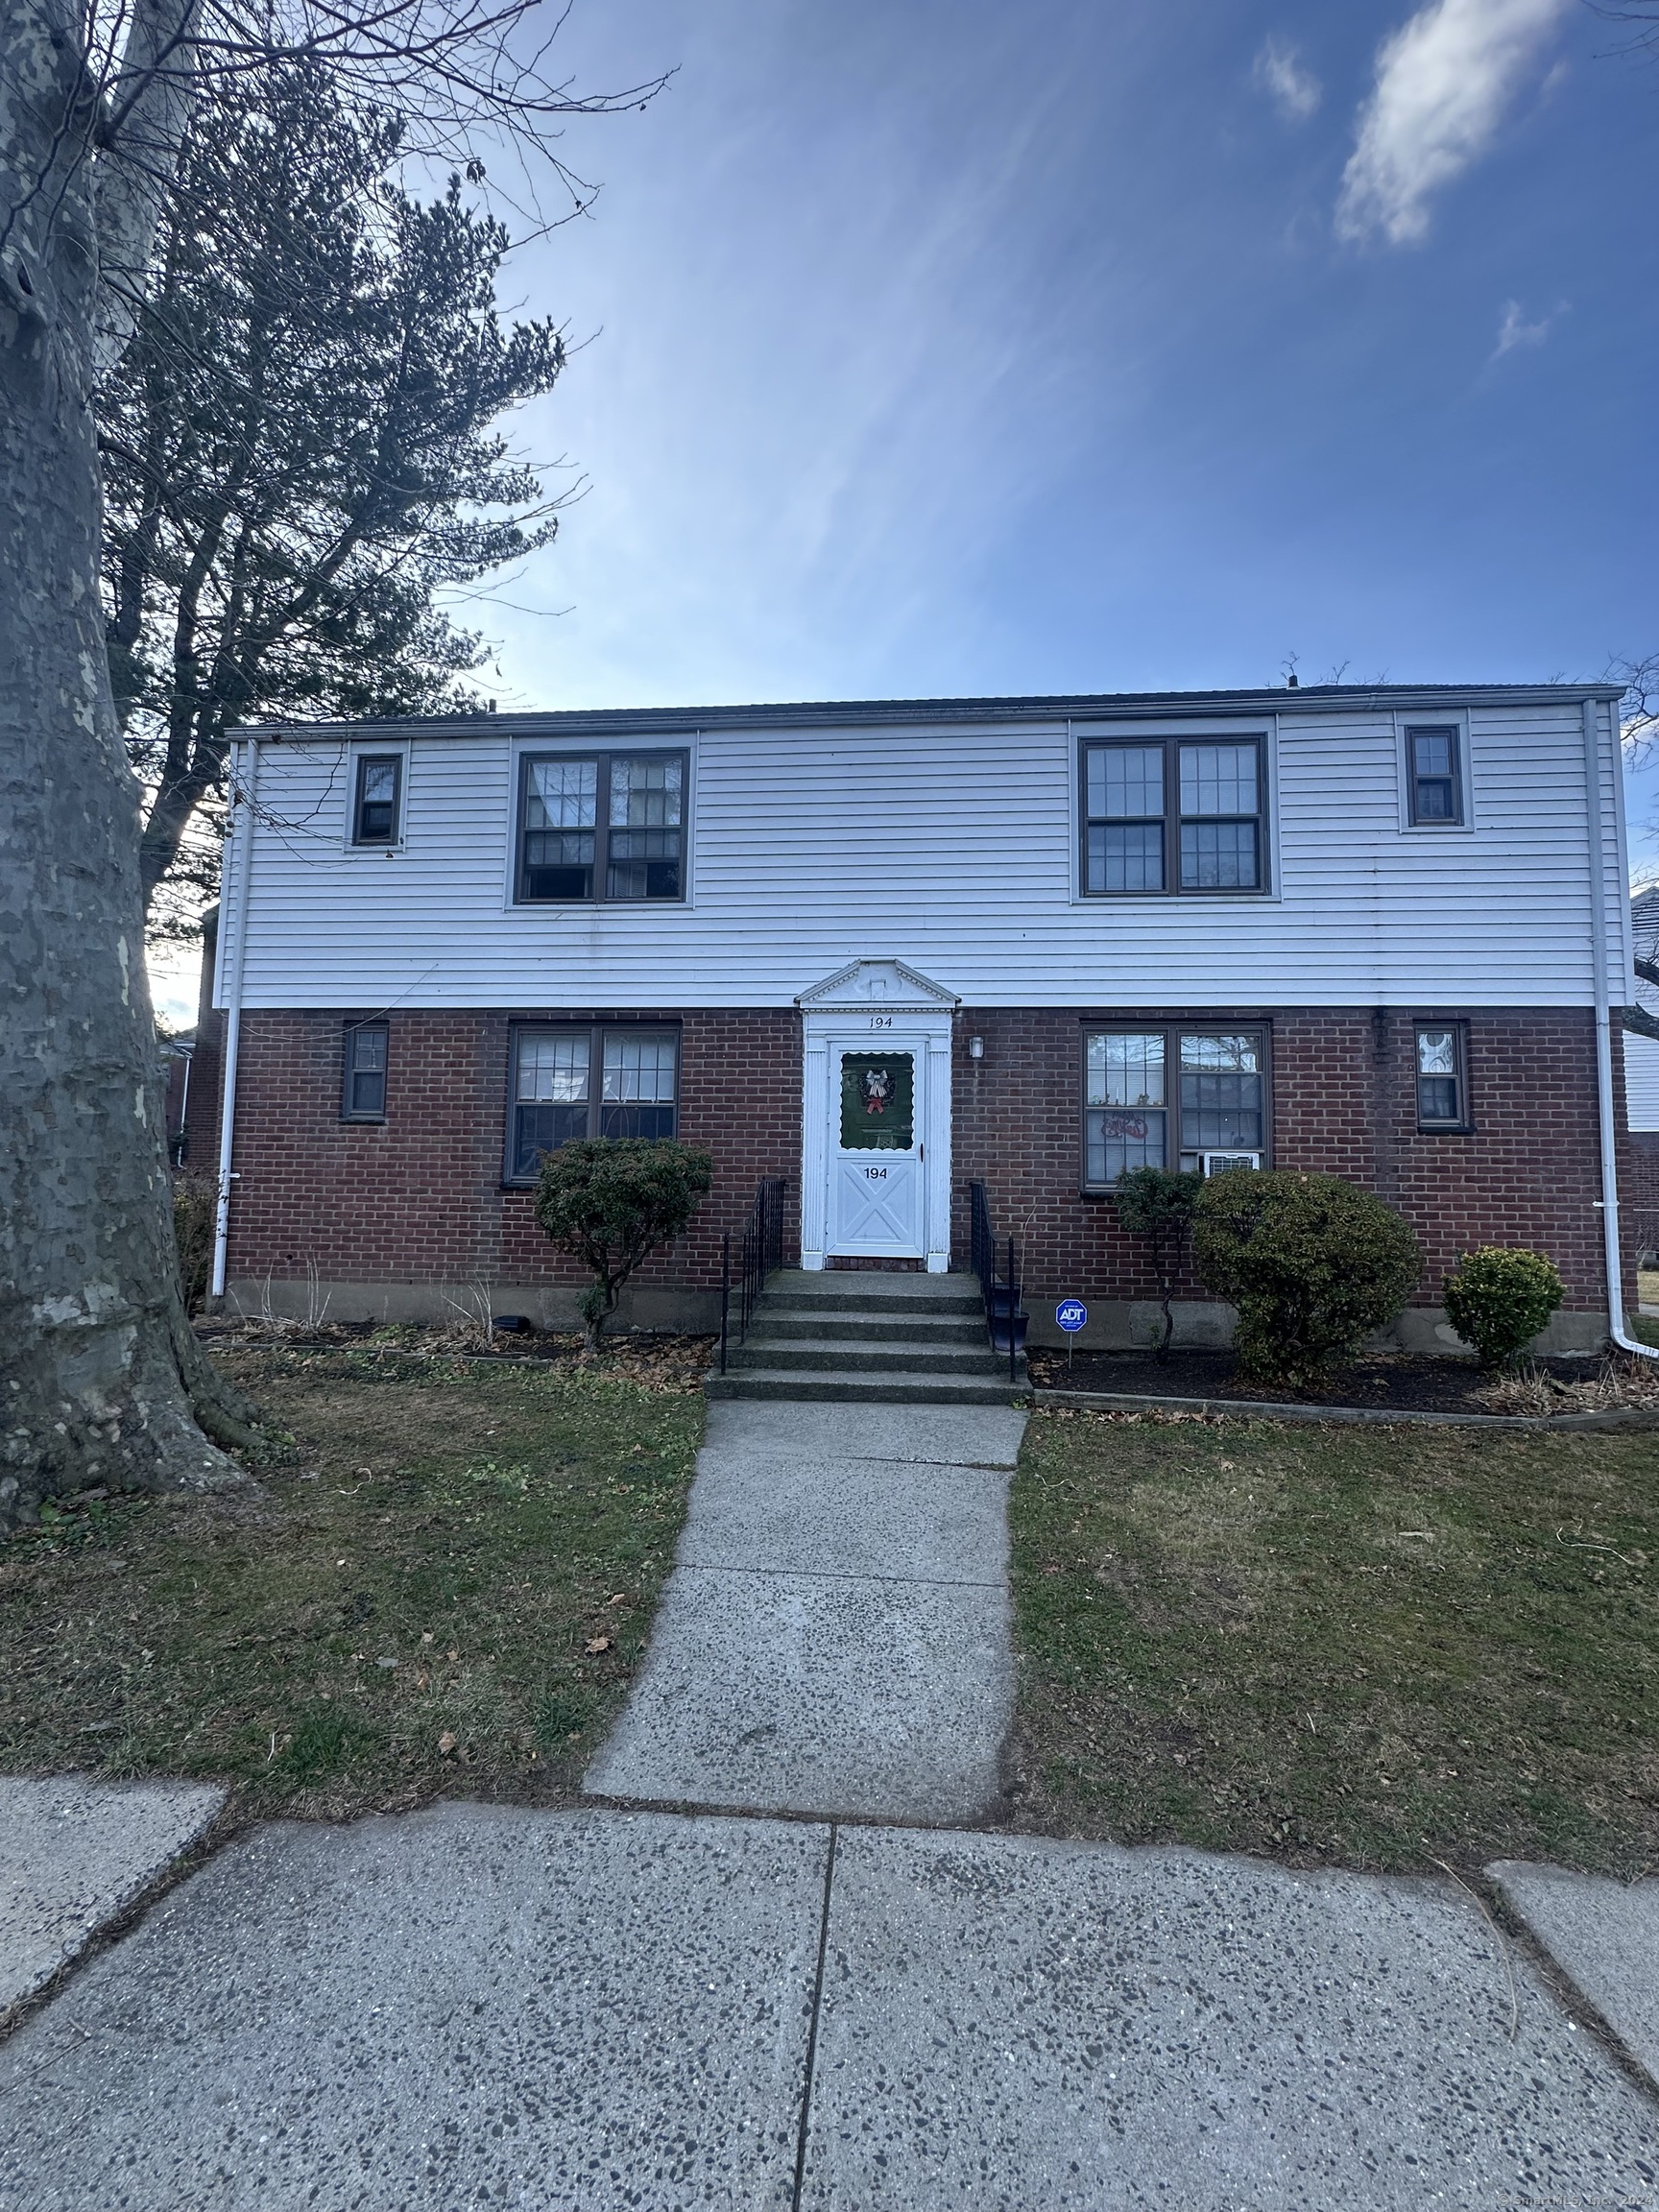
968, 1036, 984, 1060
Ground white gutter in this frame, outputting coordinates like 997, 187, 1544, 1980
1582, 696, 1659, 1359
210, 735, 258, 1302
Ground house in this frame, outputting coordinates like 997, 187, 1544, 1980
190, 682, 1645, 1354
1629, 886, 1659, 1266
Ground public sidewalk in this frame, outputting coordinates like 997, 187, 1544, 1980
3, 1799, 1658, 2208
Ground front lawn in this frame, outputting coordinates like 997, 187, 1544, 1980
0, 1343, 702, 1819
1011, 1407, 1659, 1873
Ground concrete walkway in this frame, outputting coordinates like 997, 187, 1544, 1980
9, 1397, 1659, 2203
0, 1774, 224, 2016
584, 1401, 1025, 1824
3, 1802, 1658, 2209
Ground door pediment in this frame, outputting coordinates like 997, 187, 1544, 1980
796, 958, 959, 1012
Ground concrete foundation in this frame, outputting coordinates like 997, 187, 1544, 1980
1022, 1294, 1610, 1358
223, 1277, 1613, 1359
221, 1279, 721, 1334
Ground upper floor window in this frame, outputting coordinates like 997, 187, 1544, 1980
516, 749, 687, 903
352, 755, 402, 844
1406, 725, 1463, 826
507, 1024, 680, 1181
1081, 736, 1266, 895
1414, 1022, 1471, 1131
1083, 1026, 1266, 1186
341, 1022, 388, 1120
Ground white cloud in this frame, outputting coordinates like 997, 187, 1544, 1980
1336, 0, 1570, 246
1493, 298, 1560, 353
1254, 36, 1321, 122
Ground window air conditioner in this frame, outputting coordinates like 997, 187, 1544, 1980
1202, 1151, 1262, 1175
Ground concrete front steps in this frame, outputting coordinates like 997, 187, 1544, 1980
705, 1269, 1027, 1404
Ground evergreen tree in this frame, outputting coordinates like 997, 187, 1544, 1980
101, 63, 567, 935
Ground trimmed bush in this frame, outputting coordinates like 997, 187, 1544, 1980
535, 1139, 713, 1355
1442, 1246, 1564, 1368
1192, 1168, 1421, 1390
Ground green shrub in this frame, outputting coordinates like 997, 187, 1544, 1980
1192, 1169, 1421, 1390
535, 1139, 713, 1354
1442, 1246, 1564, 1368
1113, 1166, 1204, 1358
172, 1172, 217, 1314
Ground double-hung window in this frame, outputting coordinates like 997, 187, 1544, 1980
1081, 735, 1266, 894
1414, 1022, 1471, 1131
341, 1022, 388, 1120
1405, 725, 1463, 826
516, 749, 687, 903
352, 755, 402, 844
1083, 1025, 1267, 1186
507, 1025, 680, 1181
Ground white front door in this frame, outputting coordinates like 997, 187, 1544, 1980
830, 1039, 926, 1260
798, 960, 956, 1272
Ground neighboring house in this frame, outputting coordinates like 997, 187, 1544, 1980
1628, 887, 1659, 1265
199, 682, 1643, 1351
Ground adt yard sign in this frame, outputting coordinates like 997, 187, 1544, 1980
1056, 1299, 1088, 1334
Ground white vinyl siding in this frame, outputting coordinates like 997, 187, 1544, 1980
223, 698, 1629, 1012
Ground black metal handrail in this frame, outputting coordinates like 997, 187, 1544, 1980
968, 1180, 1024, 1386
719, 1176, 787, 1373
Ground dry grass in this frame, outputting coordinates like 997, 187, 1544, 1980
1011, 1406, 1659, 1874
0, 1342, 703, 1819
1475, 1354, 1659, 1415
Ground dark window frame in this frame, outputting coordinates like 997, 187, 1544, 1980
1079, 1021, 1272, 1192
1413, 1019, 1473, 1133
351, 753, 403, 846
1404, 723, 1465, 828
514, 746, 690, 905
503, 1022, 682, 1185
340, 1021, 389, 1122
1078, 733, 1270, 898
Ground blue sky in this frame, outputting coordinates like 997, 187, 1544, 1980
149, 0, 1659, 1019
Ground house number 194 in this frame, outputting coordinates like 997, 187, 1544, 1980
868, 1015, 892, 1028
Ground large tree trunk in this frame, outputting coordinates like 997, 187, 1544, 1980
1, 0, 257, 1533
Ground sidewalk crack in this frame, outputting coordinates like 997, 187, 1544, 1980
791, 1823, 837, 2212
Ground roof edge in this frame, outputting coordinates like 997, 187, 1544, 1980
231, 680, 1626, 742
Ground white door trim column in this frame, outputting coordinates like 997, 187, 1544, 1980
796, 958, 958, 1273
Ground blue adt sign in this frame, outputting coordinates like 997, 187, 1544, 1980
1056, 1299, 1088, 1334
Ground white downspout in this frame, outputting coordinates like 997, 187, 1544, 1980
1582, 696, 1659, 1359
210, 735, 258, 1302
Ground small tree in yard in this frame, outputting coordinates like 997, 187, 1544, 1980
535, 1141, 713, 1356
1443, 1248, 1565, 1369
1192, 1169, 1421, 1392
1113, 1167, 1204, 1358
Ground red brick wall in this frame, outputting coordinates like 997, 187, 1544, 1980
950, 1005, 1623, 1312
224, 1000, 1626, 1312
225, 1008, 800, 1292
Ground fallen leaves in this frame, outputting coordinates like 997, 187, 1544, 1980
585, 1635, 613, 1655
437, 1730, 458, 1756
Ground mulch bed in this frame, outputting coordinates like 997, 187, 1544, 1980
1025, 1345, 1601, 1414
